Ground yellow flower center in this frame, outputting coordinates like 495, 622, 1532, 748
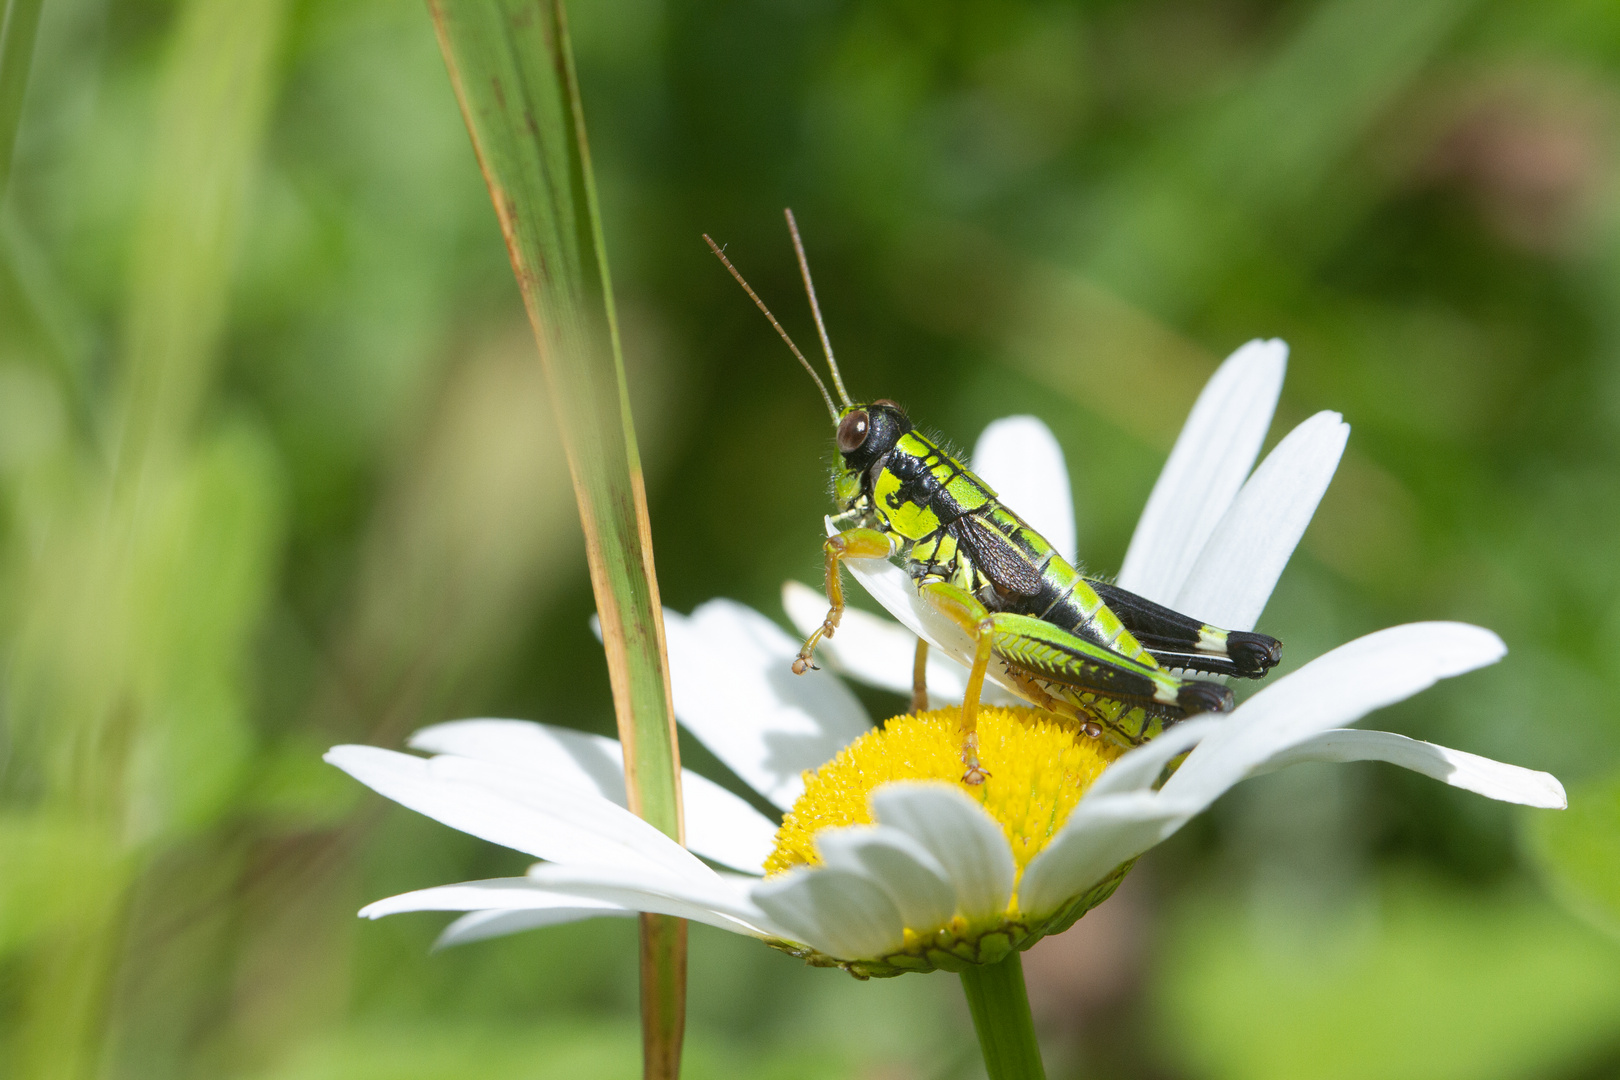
766, 706, 1124, 879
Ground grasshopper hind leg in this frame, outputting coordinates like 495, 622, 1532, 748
1086, 578, 1282, 678
991, 612, 1237, 745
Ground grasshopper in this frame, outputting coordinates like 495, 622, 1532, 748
705, 213, 1281, 781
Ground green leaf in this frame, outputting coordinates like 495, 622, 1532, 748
425, 0, 686, 1072
1526, 769, 1620, 940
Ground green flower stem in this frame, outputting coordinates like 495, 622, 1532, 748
959, 953, 1048, 1080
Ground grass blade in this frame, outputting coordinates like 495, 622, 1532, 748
425, 1, 686, 1073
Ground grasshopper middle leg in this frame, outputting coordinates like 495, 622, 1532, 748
914, 581, 997, 785
911, 638, 930, 714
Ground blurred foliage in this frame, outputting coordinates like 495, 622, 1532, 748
3, 0, 1620, 1076
1528, 768, 1620, 941
1156, 878, 1620, 1080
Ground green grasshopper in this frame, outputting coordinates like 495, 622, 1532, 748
705, 213, 1281, 781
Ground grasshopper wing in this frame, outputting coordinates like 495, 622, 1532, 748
952, 513, 1044, 598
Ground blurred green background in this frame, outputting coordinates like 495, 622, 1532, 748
4, 0, 1620, 1076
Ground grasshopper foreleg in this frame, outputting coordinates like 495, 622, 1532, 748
793, 528, 895, 675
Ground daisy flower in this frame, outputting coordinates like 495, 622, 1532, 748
327, 339, 1564, 986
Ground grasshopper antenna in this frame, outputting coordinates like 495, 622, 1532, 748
704, 233, 840, 424
783, 208, 851, 407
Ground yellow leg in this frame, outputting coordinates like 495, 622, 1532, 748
959, 622, 996, 785
910, 638, 930, 714
916, 581, 997, 786
793, 528, 894, 675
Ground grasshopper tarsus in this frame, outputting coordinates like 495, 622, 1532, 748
960, 734, 989, 786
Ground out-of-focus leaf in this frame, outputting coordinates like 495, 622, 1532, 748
246, 1019, 903, 1080
117, 0, 285, 477
246, 736, 362, 830
327, 328, 580, 741
252, 1024, 646, 1080
0, 813, 127, 955
1085, 0, 1476, 314
1527, 769, 1620, 941
1, 0, 289, 1072
124, 422, 284, 837
8, 421, 283, 841
1156, 880, 1620, 1080
0, 0, 44, 195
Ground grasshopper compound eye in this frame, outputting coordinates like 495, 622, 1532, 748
837, 410, 870, 453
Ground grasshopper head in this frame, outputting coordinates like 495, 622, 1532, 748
831, 400, 912, 511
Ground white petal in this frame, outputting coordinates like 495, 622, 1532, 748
1019, 623, 1516, 914
664, 601, 871, 809
1085, 715, 1226, 799
1254, 728, 1567, 809
325, 746, 710, 881
871, 783, 1015, 922
524, 862, 778, 938
358, 880, 632, 948
436, 906, 632, 948
1174, 411, 1348, 631
816, 825, 957, 932
1160, 622, 1508, 812
1016, 719, 1227, 914
410, 720, 626, 798
972, 416, 1076, 565
409, 718, 777, 874
1118, 339, 1288, 604
359, 878, 622, 919
661, 773, 777, 876
1017, 792, 1193, 917
752, 867, 907, 959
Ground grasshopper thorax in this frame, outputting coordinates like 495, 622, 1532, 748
832, 400, 911, 512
